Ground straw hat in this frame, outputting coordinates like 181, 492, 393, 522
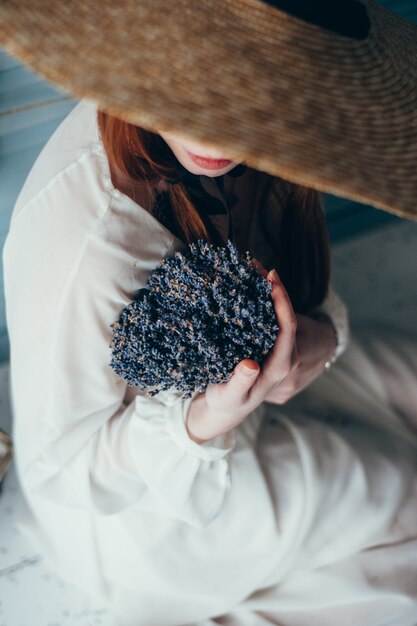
1, 0, 416, 219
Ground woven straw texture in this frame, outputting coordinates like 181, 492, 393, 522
0, 0, 416, 218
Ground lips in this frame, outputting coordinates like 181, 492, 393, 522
185, 149, 233, 170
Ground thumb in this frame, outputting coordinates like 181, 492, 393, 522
235, 359, 259, 376
222, 358, 260, 406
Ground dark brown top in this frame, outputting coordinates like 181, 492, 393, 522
151, 165, 287, 274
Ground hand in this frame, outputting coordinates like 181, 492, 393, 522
264, 313, 338, 405
186, 266, 300, 443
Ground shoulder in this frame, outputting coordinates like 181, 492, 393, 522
3, 99, 179, 324
9, 100, 110, 229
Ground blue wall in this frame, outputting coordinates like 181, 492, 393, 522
1, 0, 416, 364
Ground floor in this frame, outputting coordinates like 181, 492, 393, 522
1, 218, 417, 626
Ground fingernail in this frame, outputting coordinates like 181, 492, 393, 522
241, 363, 259, 375
268, 269, 279, 283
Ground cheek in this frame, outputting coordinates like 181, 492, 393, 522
159, 133, 182, 155
159, 134, 191, 167
162, 132, 203, 155
161, 131, 229, 161
179, 142, 208, 157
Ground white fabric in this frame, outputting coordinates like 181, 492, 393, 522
2, 100, 417, 626
308, 284, 350, 360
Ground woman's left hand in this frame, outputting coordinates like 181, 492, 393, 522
264, 313, 337, 405
251, 257, 337, 406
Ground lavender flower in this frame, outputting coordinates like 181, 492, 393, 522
109, 240, 279, 398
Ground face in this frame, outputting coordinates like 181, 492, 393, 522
158, 130, 243, 176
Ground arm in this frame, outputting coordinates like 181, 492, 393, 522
259, 177, 350, 365
3, 189, 236, 530
25, 387, 236, 529
261, 284, 349, 405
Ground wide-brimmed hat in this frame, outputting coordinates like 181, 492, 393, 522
1, 0, 416, 219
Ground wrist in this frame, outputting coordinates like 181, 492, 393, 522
186, 393, 232, 444
186, 392, 243, 443
186, 393, 210, 444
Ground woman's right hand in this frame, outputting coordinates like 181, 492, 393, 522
185, 267, 300, 444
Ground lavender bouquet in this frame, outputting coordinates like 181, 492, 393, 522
109, 240, 279, 398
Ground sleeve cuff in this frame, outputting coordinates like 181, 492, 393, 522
308, 286, 350, 361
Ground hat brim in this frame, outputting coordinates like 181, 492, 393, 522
1, 0, 416, 219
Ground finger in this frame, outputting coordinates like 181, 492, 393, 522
262, 345, 299, 403
290, 341, 300, 370
251, 258, 269, 279
215, 358, 260, 407
258, 270, 297, 385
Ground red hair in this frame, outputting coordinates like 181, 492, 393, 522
97, 110, 331, 313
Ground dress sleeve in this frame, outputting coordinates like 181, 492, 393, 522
307, 284, 350, 361
3, 178, 236, 531
25, 389, 236, 530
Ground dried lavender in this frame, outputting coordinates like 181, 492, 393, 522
109, 240, 279, 398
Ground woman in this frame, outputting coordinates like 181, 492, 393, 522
3, 98, 417, 626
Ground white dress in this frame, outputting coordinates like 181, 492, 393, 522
2, 100, 417, 626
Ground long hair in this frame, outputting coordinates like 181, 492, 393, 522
97, 110, 331, 313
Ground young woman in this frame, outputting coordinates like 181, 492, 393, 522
3, 99, 417, 626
